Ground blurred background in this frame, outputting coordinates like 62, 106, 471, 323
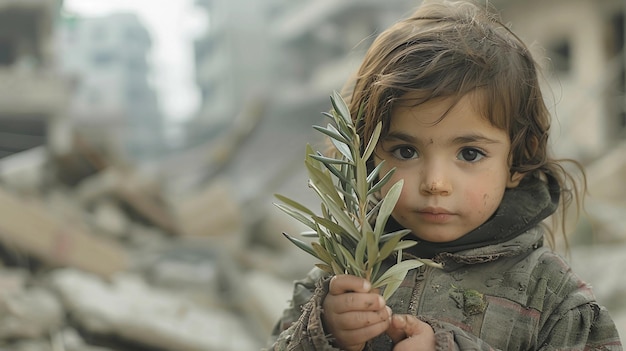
0, 0, 624, 350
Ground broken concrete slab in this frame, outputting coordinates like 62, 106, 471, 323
0, 187, 129, 278
49, 269, 261, 351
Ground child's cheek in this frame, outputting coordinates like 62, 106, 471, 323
465, 187, 502, 219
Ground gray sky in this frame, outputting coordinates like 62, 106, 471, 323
62, 0, 207, 123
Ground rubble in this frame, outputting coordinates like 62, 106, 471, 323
49, 269, 259, 351
0, 141, 301, 351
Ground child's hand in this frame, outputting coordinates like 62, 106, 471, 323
322, 274, 392, 351
386, 314, 435, 351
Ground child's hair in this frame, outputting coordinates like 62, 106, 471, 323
342, 0, 586, 248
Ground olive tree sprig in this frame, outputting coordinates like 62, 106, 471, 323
274, 91, 438, 300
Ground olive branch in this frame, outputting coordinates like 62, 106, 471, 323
274, 92, 438, 300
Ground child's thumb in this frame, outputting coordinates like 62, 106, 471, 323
386, 314, 408, 344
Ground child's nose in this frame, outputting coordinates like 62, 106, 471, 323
420, 179, 452, 195
419, 162, 452, 195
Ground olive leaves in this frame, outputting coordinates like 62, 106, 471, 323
274, 92, 435, 300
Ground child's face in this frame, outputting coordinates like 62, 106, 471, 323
374, 93, 522, 243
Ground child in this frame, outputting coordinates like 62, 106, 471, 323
267, 0, 623, 350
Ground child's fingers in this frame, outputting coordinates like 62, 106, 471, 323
328, 292, 386, 314
327, 306, 393, 330
386, 314, 408, 343
387, 314, 435, 345
396, 314, 428, 336
332, 318, 391, 351
328, 274, 371, 295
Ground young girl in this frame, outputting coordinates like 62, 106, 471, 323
268, 1, 623, 350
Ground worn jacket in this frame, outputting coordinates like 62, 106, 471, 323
267, 227, 622, 350
268, 175, 622, 350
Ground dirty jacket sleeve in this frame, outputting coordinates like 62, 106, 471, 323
531, 250, 622, 350
416, 304, 620, 351
406, 250, 622, 351
266, 268, 341, 351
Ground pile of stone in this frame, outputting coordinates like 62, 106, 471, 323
0, 143, 307, 351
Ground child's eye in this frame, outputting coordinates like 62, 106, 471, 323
457, 147, 485, 162
391, 146, 418, 160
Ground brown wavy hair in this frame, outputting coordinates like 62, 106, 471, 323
342, 0, 586, 248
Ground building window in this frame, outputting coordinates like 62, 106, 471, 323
548, 38, 572, 74
0, 38, 15, 65
607, 10, 625, 137
92, 52, 114, 66
613, 13, 625, 132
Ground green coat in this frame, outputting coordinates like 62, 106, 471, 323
267, 227, 622, 350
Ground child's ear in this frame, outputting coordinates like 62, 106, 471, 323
507, 172, 524, 188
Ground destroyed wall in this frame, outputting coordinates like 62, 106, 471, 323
0, 147, 277, 350
0, 0, 69, 160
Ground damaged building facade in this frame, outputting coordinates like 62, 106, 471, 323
58, 11, 166, 164
0, 0, 68, 160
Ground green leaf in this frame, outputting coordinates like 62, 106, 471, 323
378, 234, 405, 262
330, 91, 353, 127
309, 153, 352, 166
336, 187, 358, 207
361, 216, 374, 237
313, 125, 350, 145
282, 233, 319, 260
365, 198, 383, 223
355, 233, 367, 268
355, 102, 366, 128
305, 144, 322, 170
331, 260, 344, 275
394, 240, 418, 251
374, 179, 403, 237
315, 263, 333, 274
329, 138, 353, 163
312, 158, 352, 186
274, 194, 316, 217
300, 231, 319, 238
366, 230, 379, 267
305, 160, 344, 208
381, 278, 403, 300
366, 160, 385, 185
355, 157, 367, 203
362, 122, 382, 162
372, 259, 424, 295
320, 193, 361, 240
337, 244, 363, 277
368, 168, 396, 196
313, 216, 350, 240
416, 258, 444, 269
273, 203, 316, 231
328, 239, 346, 267
311, 242, 334, 265
380, 229, 412, 242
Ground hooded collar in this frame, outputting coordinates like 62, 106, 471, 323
399, 174, 560, 260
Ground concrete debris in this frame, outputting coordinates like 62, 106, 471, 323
49, 269, 259, 351
0, 145, 307, 351
0, 186, 129, 278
